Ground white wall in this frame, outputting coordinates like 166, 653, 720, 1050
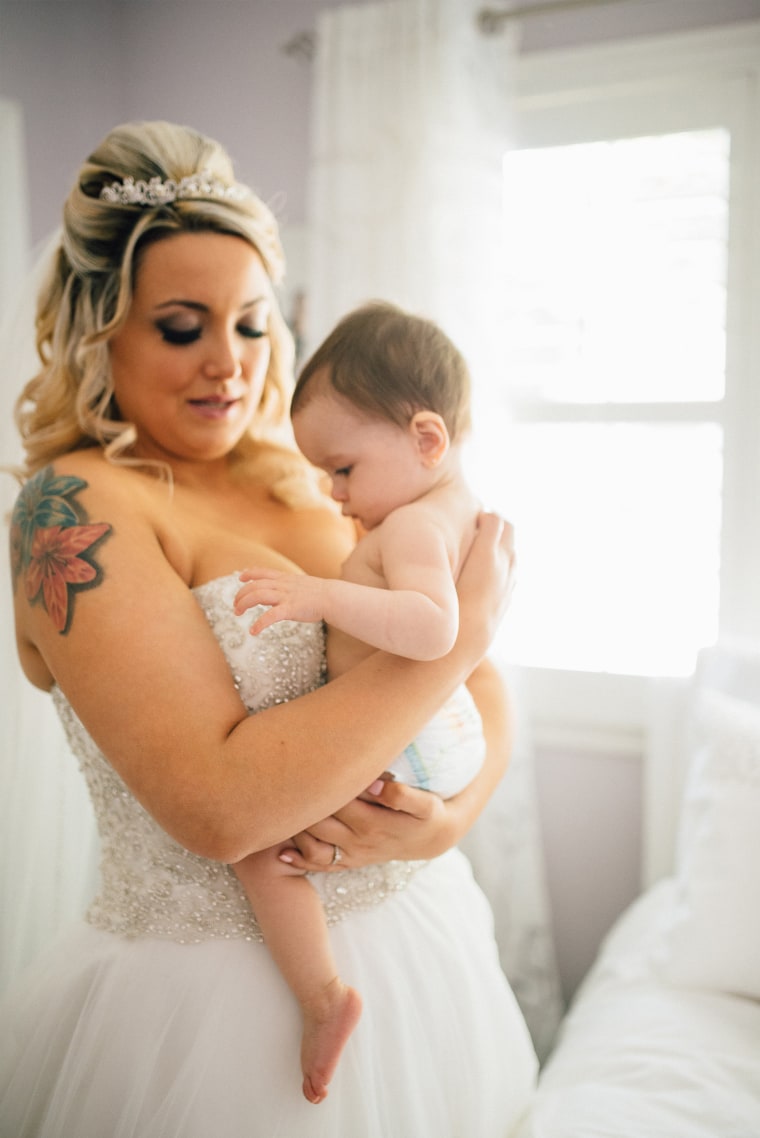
534, 740, 642, 1000
3, 0, 759, 1000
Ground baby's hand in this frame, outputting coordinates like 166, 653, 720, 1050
234, 567, 327, 634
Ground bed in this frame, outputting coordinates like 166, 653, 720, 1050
518, 640, 760, 1138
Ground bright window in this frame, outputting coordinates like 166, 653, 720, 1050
498, 420, 722, 676
501, 131, 729, 405
463, 28, 760, 885
486, 130, 728, 673
470, 127, 733, 677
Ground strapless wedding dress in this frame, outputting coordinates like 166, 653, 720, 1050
0, 574, 537, 1138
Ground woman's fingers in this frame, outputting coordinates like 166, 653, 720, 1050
456, 513, 517, 651
355, 778, 438, 820
278, 825, 350, 871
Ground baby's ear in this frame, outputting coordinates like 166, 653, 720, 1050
410, 411, 449, 467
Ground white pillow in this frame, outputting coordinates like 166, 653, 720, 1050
652, 687, 760, 998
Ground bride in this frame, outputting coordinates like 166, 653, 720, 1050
0, 119, 537, 1138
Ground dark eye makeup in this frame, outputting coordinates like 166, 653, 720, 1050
157, 322, 267, 345
159, 325, 202, 345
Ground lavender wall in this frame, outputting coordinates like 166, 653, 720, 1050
0, 1, 319, 244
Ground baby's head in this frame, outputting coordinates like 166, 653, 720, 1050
290, 303, 472, 530
291, 301, 471, 441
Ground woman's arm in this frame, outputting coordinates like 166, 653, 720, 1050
13, 459, 514, 864
278, 655, 513, 869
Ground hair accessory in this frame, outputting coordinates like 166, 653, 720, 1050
99, 169, 251, 207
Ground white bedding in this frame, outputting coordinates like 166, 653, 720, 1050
519, 643, 760, 1138
519, 879, 760, 1138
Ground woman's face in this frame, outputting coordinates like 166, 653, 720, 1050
108, 231, 273, 466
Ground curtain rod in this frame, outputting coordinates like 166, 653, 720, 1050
477, 0, 630, 34
283, 0, 631, 60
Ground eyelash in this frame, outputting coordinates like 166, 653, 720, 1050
334, 466, 352, 477
158, 325, 267, 345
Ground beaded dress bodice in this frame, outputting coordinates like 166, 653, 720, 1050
51, 573, 422, 944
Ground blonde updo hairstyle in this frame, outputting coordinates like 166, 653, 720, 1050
15, 120, 297, 484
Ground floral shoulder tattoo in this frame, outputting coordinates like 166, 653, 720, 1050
10, 466, 112, 635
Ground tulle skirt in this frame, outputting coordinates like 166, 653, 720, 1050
0, 850, 537, 1138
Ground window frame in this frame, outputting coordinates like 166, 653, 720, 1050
504, 21, 760, 737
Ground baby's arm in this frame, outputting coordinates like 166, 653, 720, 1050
235, 509, 459, 661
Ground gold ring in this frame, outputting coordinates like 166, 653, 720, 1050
331, 844, 343, 865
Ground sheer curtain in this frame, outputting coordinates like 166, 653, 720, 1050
306, 0, 563, 1057
0, 102, 99, 998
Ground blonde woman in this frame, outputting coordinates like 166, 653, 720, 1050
0, 121, 536, 1138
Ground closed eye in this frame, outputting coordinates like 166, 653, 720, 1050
159, 325, 201, 345
334, 465, 352, 477
157, 323, 267, 345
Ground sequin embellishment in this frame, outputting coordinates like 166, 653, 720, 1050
51, 573, 424, 943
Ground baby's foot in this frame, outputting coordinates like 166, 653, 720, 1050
301, 979, 363, 1105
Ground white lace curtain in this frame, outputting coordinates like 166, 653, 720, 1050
306, 0, 563, 1058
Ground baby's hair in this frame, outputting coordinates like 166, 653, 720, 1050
292, 301, 472, 442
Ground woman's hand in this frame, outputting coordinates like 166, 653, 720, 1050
277, 778, 451, 871
455, 514, 516, 661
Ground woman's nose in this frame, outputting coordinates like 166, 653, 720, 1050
202, 330, 241, 381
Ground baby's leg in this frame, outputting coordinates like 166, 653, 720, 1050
234, 848, 362, 1104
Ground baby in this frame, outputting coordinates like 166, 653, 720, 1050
234, 301, 487, 1104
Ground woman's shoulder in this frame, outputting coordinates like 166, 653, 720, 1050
12, 451, 171, 540
25, 449, 165, 501
24, 447, 115, 482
